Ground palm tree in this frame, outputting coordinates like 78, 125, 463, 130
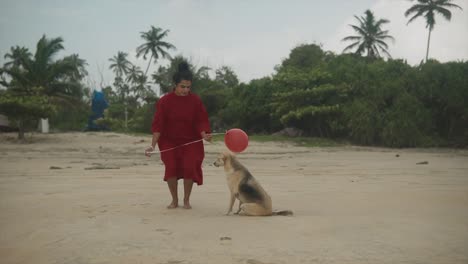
151, 55, 188, 94
108, 52, 133, 129
342, 10, 395, 58
136, 26, 176, 75
405, 0, 462, 62
195, 66, 211, 80
215, 66, 239, 87
1, 35, 88, 138
126, 65, 152, 101
3, 46, 32, 69
109, 51, 132, 78
126, 65, 144, 84
62, 54, 88, 83
3, 35, 86, 98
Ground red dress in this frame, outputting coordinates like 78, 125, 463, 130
151, 92, 211, 185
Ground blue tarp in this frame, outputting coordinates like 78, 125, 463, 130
85, 90, 109, 131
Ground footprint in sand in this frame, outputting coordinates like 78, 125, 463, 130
220, 236, 232, 246
155, 228, 173, 235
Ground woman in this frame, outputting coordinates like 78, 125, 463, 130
145, 61, 212, 209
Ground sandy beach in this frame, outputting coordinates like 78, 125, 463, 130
0, 132, 467, 264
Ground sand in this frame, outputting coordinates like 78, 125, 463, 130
0, 132, 467, 264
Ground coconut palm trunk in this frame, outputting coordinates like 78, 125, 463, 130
426, 29, 432, 62
125, 104, 128, 129
18, 119, 25, 140
144, 54, 153, 76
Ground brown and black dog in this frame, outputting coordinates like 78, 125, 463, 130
213, 151, 293, 216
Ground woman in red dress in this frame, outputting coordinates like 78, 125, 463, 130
145, 62, 211, 209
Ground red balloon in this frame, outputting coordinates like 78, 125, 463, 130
225, 128, 249, 153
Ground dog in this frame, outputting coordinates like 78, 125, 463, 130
213, 151, 293, 216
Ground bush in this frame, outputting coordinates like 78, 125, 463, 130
381, 93, 431, 147
49, 102, 88, 131
128, 103, 155, 133
344, 99, 382, 145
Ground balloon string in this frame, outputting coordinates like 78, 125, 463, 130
148, 133, 226, 154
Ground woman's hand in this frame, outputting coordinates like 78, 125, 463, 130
146, 132, 160, 157
145, 146, 154, 157
201, 131, 212, 142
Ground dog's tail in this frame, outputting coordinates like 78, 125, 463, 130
272, 210, 293, 216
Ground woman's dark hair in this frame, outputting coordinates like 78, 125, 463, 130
172, 61, 193, 84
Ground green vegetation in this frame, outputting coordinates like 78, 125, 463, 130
211, 133, 342, 148
1, 3, 466, 148
248, 135, 344, 147
0, 35, 87, 139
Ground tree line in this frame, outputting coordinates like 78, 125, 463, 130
0, 0, 466, 147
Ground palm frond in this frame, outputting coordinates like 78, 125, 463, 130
342, 41, 361, 53
434, 6, 453, 20
375, 39, 390, 49
405, 4, 427, 17
375, 18, 390, 28
406, 9, 426, 24
436, 0, 462, 10
342, 36, 361, 41
350, 25, 368, 36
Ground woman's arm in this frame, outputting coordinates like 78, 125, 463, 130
145, 132, 160, 157
151, 132, 160, 149
146, 98, 164, 157
195, 96, 211, 141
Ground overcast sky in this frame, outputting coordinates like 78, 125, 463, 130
1, 0, 467, 88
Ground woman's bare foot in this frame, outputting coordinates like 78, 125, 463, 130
183, 200, 192, 209
167, 201, 178, 209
